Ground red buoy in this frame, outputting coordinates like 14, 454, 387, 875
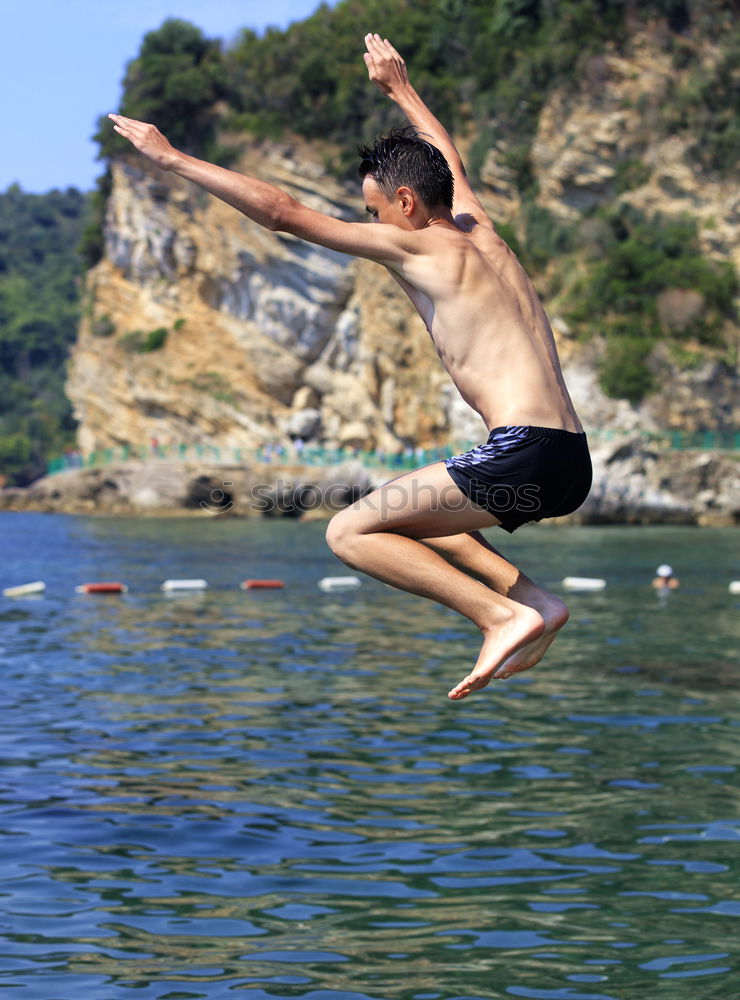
240, 579, 285, 590
75, 582, 128, 594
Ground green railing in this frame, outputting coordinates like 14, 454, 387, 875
46, 427, 739, 477
46, 441, 463, 476
585, 428, 740, 450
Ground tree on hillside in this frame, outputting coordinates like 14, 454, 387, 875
0, 186, 86, 484
94, 19, 227, 161
83, 19, 227, 268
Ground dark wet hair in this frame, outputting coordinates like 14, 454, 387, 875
358, 125, 454, 210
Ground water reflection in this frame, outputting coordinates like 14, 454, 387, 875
0, 515, 739, 998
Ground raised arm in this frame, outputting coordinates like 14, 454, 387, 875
108, 113, 412, 265
363, 33, 492, 229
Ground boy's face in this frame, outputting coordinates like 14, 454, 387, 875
362, 175, 413, 229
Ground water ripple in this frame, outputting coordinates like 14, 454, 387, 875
0, 515, 739, 998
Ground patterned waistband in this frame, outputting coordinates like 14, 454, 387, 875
487, 425, 587, 441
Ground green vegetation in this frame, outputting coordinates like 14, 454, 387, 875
120, 326, 169, 353
520, 204, 574, 271
118, 319, 185, 353
141, 326, 168, 352
224, 0, 631, 181
91, 313, 116, 338
95, 19, 227, 162
669, 21, 740, 175
0, 185, 87, 484
614, 159, 652, 194
189, 370, 239, 405
599, 336, 657, 403
215, 0, 737, 403
2, 2, 737, 487
220, 0, 737, 179
79, 170, 112, 269
564, 207, 737, 401
85, 19, 229, 268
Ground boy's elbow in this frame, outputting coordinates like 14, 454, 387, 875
269, 192, 298, 233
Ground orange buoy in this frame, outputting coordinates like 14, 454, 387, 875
240, 579, 285, 590
75, 582, 128, 594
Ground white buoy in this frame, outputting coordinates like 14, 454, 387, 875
562, 576, 606, 591
318, 575, 361, 591
161, 579, 208, 592
3, 581, 46, 598
729, 581, 740, 595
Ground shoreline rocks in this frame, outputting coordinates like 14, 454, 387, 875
2, 443, 737, 526
0, 459, 374, 519
583, 437, 739, 527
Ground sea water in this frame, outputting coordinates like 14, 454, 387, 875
0, 512, 738, 1000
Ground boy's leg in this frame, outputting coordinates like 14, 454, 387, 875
325, 462, 544, 699
418, 531, 569, 678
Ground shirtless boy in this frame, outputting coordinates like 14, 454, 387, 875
110, 33, 591, 700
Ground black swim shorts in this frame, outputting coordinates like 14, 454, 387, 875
444, 424, 592, 533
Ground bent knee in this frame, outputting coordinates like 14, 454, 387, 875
326, 511, 359, 561
554, 596, 570, 629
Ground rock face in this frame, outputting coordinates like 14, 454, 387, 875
60, 38, 739, 524
530, 42, 740, 272
3, 443, 737, 526
0, 459, 375, 518
68, 139, 463, 462
584, 438, 739, 527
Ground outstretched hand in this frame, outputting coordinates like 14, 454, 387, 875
108, 114, 178, 170
363, 33, 410, 97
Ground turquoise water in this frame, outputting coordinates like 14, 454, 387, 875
0, 512, 738, 1000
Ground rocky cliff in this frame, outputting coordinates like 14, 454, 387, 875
68, 139, 470, 462
55, 38, 739, 524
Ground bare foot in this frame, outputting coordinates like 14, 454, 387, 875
493, 593, 569, 680
448, 605, 544, 700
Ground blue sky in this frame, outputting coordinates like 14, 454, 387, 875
1, 0, 335, 193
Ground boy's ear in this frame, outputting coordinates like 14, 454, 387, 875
396, 185, 415, 216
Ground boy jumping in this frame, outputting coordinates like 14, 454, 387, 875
110, 33, 591, 700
